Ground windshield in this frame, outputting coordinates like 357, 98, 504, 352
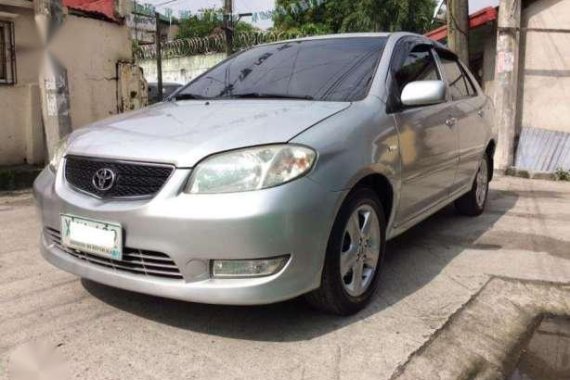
174, 37, 388, 102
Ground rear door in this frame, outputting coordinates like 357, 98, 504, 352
436, 51, 488, 195
390, 43, 460, 226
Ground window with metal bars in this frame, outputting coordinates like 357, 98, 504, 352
0, 20, 16, 85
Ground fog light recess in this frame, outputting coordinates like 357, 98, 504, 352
211, 255, 290, 278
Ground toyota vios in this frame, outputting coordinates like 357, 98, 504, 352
34, 33, 495, 315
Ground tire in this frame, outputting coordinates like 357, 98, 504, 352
455, 154, 490, 216
305, 188, 386, 315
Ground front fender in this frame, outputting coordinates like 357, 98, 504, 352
292, 98, 401, 193
291, 97, 402, 234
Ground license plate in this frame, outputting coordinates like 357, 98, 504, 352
61, 214, 123, 260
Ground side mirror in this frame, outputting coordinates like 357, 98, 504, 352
400, 80, 446, 107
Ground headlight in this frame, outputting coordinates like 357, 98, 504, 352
48, 136, 69, 172
186, 144, 316, 194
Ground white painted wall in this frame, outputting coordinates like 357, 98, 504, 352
520, 0, 570, 133
139, 53, 226, 85
51, 15, 133, 130
0, 6, 43, 165
0, 9, 137, 166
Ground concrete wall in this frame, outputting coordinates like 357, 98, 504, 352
0, 5, 43, 166
481, 27, 497, 101
51, 15, 133, 130
519, 0, 570, 133
139, 53, 226, 84
0, 7, 138, 166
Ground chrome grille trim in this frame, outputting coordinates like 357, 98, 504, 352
45, 227, 183, 280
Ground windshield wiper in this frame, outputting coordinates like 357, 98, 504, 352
229, 92, 314, 100
172, 93, 208, 101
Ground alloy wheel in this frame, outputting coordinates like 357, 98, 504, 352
475, 158, 489, 207
339, 204, 381, 297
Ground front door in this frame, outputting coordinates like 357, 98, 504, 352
390, 45, 459, 226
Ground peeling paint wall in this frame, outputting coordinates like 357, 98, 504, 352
50, 15, 133, 130
118, 62, 148, 112
519, 0, 570, 133
0, 7, 140, 166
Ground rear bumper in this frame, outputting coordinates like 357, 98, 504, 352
34, 167, 346, 305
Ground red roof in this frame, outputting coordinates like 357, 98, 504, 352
425, 6, 498, 41
63, 0, 118, 22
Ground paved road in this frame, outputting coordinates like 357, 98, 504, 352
1, 176, 569, 380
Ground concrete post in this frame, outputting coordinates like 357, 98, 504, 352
447, 0, 470, 65
35, 0, 72, 159
493, 0, 521, 171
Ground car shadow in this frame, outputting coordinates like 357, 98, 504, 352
83, 188, 519, 342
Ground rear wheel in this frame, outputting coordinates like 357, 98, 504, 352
455, 155, 490, 216
305, 188, 386, 315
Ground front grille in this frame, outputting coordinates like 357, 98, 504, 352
45, 228, 183, 280
64, 156, 174, 199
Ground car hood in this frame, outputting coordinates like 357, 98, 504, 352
67, 100, 350, 167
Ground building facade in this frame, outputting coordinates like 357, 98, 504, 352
427, 0, 570, 173
0, 0, 146, 166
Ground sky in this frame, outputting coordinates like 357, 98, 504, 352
149, 0, 500, 30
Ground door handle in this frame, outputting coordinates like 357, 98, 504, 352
445, 118, 457, 127
478, 110, 484, 118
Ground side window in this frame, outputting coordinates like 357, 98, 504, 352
462, 64, 477, 96
395, 46, 440, 97
438, 55, 476, 100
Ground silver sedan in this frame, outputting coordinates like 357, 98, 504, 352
34, 33, 495, 315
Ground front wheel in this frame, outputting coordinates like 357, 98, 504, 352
455, 155, 490, 216
305, 188, 386, 315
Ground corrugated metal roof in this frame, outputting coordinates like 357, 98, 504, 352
515, 127, 570, 173
425, 6, 498, 42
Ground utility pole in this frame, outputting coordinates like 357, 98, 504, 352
447, 0, 470, 65
155, 12, 163, 101
223, 0, 233, 55
494, 0, 521, 170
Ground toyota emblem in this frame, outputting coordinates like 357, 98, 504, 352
92, 168, 116, 192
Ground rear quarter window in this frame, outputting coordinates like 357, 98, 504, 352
438, 55, 477, 101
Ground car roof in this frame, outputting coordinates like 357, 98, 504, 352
256, 32, 393, 48
281, 32, 392, 41
254, 32, 449, 53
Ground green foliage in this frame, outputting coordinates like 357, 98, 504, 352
177, 8, 258, 39
235, 21, 257, 34
273, 0, 436, 34
554, 168, 570, 181
177, 9, 223, 38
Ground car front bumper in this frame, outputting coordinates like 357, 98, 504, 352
34, 167, 345, 305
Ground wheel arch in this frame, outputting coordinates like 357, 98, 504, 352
350, 173, 395, 227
